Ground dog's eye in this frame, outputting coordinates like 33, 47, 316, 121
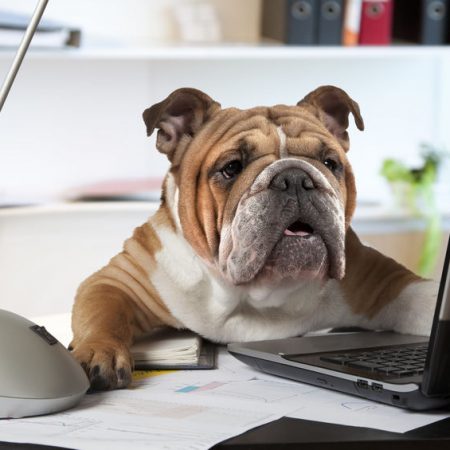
323, 158, 339, 173
221, 160, 243, 179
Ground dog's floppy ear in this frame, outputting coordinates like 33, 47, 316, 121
298, 85, 364, 151
142, 88, 221, 162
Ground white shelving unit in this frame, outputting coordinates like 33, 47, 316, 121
1, 44, 449, 207
1, 44, 450, 60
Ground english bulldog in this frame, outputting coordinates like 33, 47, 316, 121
70, 86, 438, 390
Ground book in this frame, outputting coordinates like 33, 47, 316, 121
0, 9, 80, 48
342, 0, 363, 45
131, 328, 216, 370
65, 177, 163, 202
359, 0, 393, 45
261, 0, 319, 45
317, 0, 344, 45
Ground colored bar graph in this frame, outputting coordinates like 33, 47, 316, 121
176, 385, 199, 393
176, 381, 226, 393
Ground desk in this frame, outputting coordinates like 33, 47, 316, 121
2, 314, 450, 449
2, 417, 450, 450
215, 417, 450, 449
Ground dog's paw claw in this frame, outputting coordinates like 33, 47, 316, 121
117, 367, 132, 387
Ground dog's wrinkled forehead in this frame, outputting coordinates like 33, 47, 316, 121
227, 104, 346, 160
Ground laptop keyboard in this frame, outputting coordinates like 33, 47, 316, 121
319, 343, 428, 377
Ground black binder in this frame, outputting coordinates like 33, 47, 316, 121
393, 0, 449, 45
317, 0, 344, 45
261, 0, 319, 45
447, 9, 450, 42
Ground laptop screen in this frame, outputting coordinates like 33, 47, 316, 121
421, 236, 450, 396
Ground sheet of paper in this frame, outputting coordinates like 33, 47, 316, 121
285, 386, 450, 433
180, 352, 450, 433
0, 361, 292, 450
1, 389, 284, 450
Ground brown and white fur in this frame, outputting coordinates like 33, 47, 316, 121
70, 86, 438, 390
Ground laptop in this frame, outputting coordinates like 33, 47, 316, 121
228, 237, 450, 411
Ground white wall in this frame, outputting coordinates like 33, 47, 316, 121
0, 203, 158, 317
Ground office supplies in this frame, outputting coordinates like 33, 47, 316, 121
317, 0, 344, 45
132, 328, 216, 369
393, 0, 449, 45
447, 5, 450, 43
359, 0, 393, 45
0, 309, 89, 419
421, 0, 448, 44
0, 349, 294, 449
228, 237, 450, 411
261, 0, 319, 45
342, 0, 362, 45
0, 10, 80, 48
448, 12, 450, 43
0, 347, 448, 450
65, 177, 163, 202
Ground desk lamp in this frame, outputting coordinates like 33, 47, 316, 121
0, 0, 49, 111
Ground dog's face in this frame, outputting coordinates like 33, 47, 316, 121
143, 86, 364, 286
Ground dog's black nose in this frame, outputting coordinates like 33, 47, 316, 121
269, 168, 315, 193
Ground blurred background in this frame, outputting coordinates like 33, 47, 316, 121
0, 0, 449, 316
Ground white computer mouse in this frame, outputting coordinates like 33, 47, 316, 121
0, 309, 90, 419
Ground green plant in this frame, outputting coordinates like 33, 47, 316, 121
380, 144, 446, 277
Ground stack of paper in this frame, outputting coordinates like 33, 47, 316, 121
132, 328, 202, 367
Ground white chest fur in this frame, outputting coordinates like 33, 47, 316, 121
149, 223, 357, 343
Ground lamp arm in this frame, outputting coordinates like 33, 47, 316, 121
0, 0, 49, 112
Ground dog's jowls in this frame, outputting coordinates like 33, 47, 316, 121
70, 86, 438, 390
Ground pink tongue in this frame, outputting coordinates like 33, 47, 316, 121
284, 229, 310, 236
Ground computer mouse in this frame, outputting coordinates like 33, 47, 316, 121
0, 309, 90, 419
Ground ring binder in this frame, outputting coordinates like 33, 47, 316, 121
318, 0, 344, 45
261, 0, 319, 45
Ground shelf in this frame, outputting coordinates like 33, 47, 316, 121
1, 44, 450, 61
2, 200, 449, 234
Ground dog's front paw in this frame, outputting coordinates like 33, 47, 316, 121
70, 338, 133, 390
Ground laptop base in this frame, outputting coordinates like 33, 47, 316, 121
228, 331, 450, 411
229, 350, 450, 411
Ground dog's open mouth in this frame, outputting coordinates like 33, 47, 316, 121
284, 219, 314, 237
